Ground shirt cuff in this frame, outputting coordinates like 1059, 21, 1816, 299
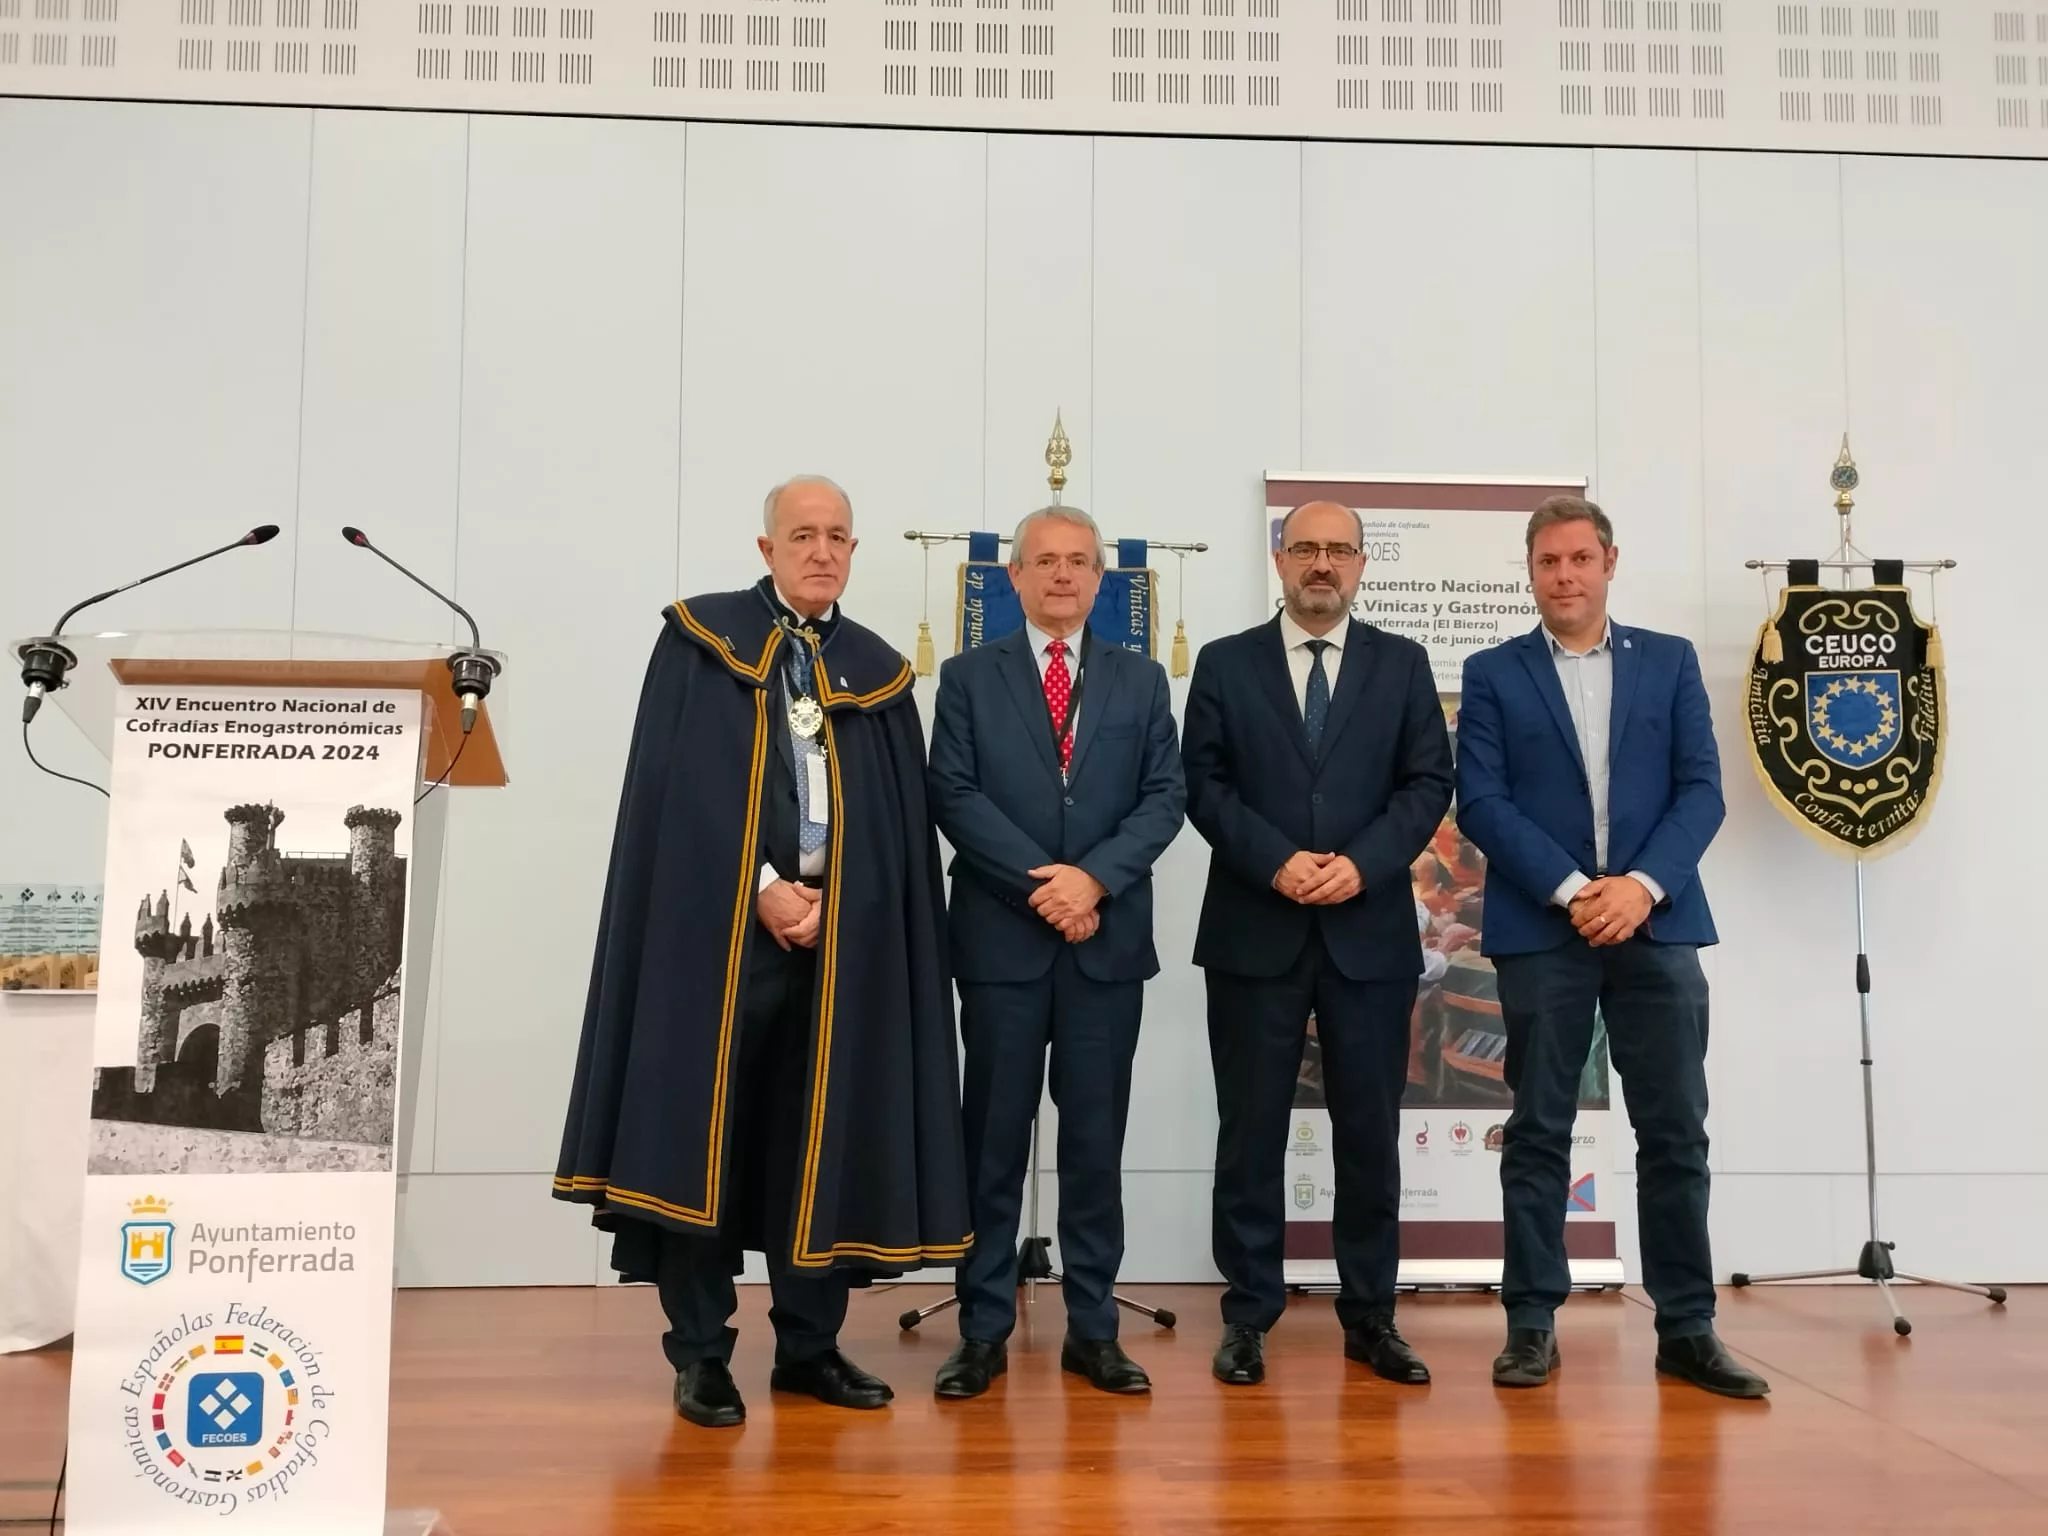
1626, 870, 1666, 906
758, 862, 780, 894
1551, 870, 1592, 909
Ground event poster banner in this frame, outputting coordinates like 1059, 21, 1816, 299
67, 683, 421, 1535
1263, 473, 1619, 1283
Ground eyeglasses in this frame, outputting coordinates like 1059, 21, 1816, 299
1283, 542, 1362, 564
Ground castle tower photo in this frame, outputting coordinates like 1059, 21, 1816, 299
92, 800, 409, 1170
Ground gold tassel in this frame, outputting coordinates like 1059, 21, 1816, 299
1760, 625, 1783, 665
914, 620, 936, 678
1170, 619, 1191, 678
1925, 623, 1944, 670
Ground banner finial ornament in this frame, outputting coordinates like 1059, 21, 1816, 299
1045, 410, 1071, 505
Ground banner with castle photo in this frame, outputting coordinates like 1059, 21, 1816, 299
67, 683, 421, 1535
1263, 473, 1621, 1288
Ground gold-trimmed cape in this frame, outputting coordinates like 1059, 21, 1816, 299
554, 584, 971, 1274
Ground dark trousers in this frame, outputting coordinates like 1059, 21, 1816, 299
1494, 935, 1714, 1339
955, 949, 1143, 1343
653, 937, 848, 1370
1207, 932, 1416, 1332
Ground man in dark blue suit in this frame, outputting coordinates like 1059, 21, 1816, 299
927, 505, 1186, 1398
1183, 501, 1453, 1389
1457, 494, 1767, 1398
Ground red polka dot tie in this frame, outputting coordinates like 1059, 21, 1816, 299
1044, 638, 1074, 773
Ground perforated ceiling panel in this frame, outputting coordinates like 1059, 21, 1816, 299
2, 1, 2043, 155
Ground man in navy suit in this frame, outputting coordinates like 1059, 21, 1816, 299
1183, 501, 1454, 1389
1456, 495, 1767, 1398
927, 506, 1186, 1398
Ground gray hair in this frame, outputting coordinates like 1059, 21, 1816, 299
1524, 493, 1613, 555
762, 474, 854, 536
1010, 504, 1105, 570
1277, 502, 1366, 547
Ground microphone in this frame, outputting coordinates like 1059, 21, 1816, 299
340, 526, 500, 733
17, 526, 281, 724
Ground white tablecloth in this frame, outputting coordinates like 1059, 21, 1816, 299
0, 991, 95, 1352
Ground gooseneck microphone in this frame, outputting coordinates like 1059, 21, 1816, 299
340, 526, 500, 733
16, 525, 280, 724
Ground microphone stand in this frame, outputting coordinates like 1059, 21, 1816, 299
339, 527, 500, 735
16, 526, 280, 723
897, 1109, 1178, 1334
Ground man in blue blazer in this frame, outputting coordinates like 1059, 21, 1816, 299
1183, 501, 1454, 1389
1457, 495, 1766, 1398
927, 506, 1186, 1399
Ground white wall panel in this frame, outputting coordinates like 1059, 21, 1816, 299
396, 1172, 602, 1287
673, 122, 986, 668
1093, 135, 1301, 1173
0, 98, 309, 888
1589, 147, 1708, 636
291, 109, 469, 642
1301, 142, 1597, 482
1834, 155, 2048, 1181
432, 115, 689, 1174
1695, 151, 1866, 1179
983, 133, 1094, 525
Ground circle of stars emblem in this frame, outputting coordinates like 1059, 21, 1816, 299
1810, 676, 1898, 759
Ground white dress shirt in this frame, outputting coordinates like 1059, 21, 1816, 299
1278, 609, 1347, 715
1543, 622, 1666, 911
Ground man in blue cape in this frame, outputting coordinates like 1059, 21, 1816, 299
554, 475, 971, 1426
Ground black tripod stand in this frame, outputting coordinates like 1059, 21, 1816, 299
898, 1109, 1177, 1333
1731, 860, 2007, 1334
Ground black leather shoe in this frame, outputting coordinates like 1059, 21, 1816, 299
1491, 1327, 1561, 1388
1213, 1323, 1266, 1386
1343, 1316, 1431, 1384
769, 1348, 894, 1409
673, 1359, 745, 1427
934, 1338, 1007, 1400
1060, 1334, 1151, 1395
1655, 1332, 1770, 1399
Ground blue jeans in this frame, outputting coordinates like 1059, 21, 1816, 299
1495, 936, 1715, 1339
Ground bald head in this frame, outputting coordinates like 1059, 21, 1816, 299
757, 475, 857, 619
1278, 500, 1365, 548
1273, 500, 1367, 635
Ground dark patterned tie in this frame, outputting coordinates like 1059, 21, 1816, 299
1303, 639, 1331, 755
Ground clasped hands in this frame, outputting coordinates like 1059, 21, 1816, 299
1272, 850, 1363, 905
1027, 863, 1107, 944
756, 879, 822, 950
1568, 875, 1653, 947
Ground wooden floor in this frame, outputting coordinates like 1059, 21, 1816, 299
4, 1283, 2043, 1534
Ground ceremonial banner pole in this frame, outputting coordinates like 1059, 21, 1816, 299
1728, 441, 2006, 1335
